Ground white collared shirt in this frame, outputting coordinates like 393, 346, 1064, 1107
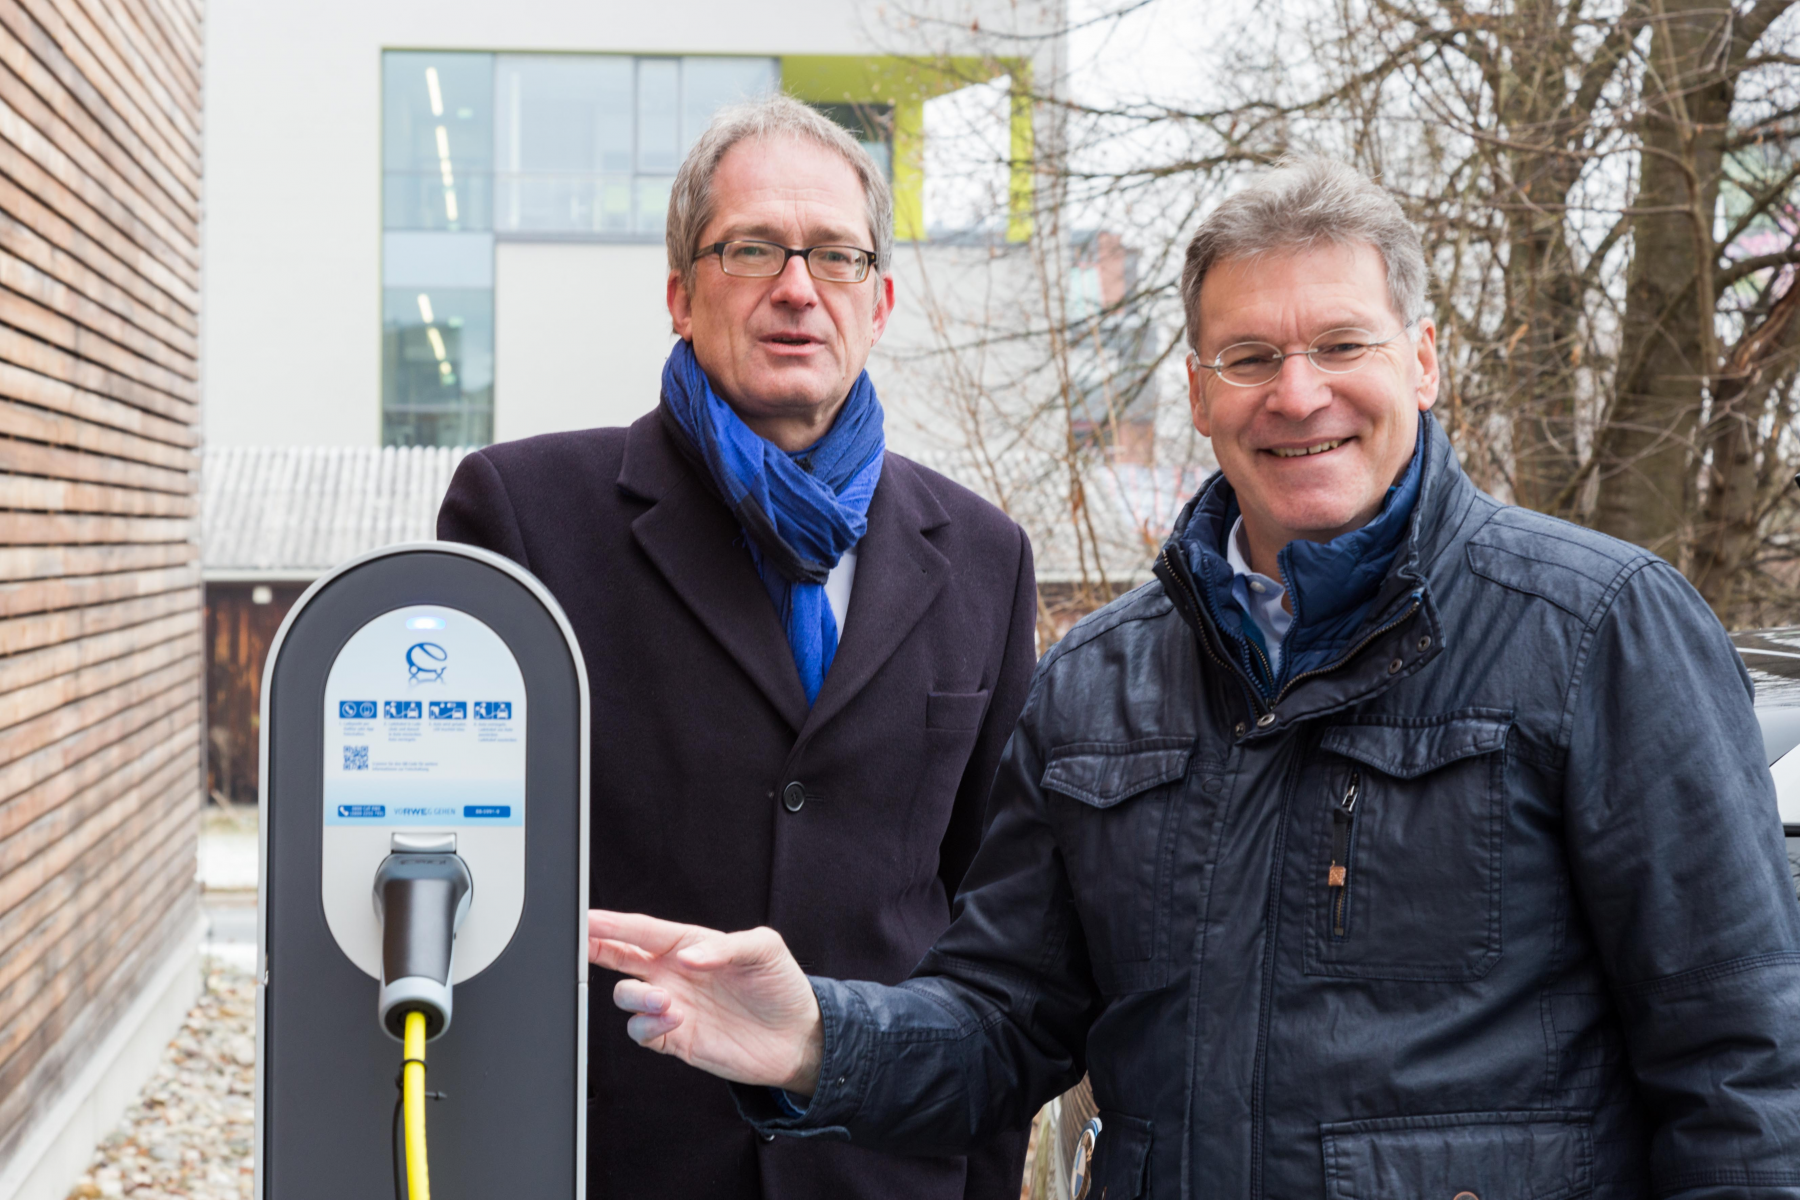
1224, 517, 1292, 674
825, 549, 857, 635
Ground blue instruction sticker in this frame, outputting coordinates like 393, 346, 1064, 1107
324, 606, 525, 828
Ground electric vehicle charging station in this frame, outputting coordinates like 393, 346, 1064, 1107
255, 542, 589, 1199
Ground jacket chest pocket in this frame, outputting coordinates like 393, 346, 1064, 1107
1322, 1110, 1593, 1200
1305, 711, 1511, 982
1042, 738, 1195, 994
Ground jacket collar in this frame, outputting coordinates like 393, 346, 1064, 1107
1156, 412, 1472, 731
1280, 424, 1424, 630
619, 411, 950, 738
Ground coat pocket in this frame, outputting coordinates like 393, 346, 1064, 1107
1042, 738, 1194, 993
1321, 1110, 1593, 1200
1085, 1112, 1152, 1200
926, 689, 991, 730
906, 690, 996, 870
1306, 711, 1511, 981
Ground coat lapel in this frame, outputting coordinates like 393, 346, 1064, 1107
620, 413, 810, 732
801, 459, 950, 738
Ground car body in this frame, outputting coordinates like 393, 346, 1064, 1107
1731, 627, 1800, 896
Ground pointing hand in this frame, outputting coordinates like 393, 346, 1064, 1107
589, 909, 824, 1096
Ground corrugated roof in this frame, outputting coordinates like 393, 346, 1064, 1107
199, 442, 1210, 584
200, 445, 471, 576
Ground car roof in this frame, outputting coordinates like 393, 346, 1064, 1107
1732, 628, 1800, 827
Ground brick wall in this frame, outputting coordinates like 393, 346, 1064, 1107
0, 0, 202, 1163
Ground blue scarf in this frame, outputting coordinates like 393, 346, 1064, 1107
660, 338, 884, 705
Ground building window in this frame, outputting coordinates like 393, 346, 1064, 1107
381, 51, 777, 446
384, 51, 494, 234
383, 52, 496, 446
382, 284, 494, 447
493, 55, 777, 236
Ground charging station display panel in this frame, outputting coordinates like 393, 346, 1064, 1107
323, 606, 525, 828
319, 605, 529, 984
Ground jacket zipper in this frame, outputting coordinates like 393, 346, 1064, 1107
1272, 594, 1423, 707
1158, 545, 1270, 718
1327, 770, 1359, 938
1245, 629, 1275, 691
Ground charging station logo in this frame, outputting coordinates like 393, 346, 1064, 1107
406, 642, 448, 683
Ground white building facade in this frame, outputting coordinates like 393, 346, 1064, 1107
201, 0, 1060, 455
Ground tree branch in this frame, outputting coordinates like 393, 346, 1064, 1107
1717, 245, 1800, 293
1740, 0, 1793, 53
1717, 160, 1800, 251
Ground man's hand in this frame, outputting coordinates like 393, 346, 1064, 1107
588, 910, 825, 1096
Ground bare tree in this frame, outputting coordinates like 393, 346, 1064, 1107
871, 0, 1800, 650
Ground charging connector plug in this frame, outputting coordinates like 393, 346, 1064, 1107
373, 835, 473, 1041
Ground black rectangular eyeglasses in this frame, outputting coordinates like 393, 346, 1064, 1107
695, 240, 878, 283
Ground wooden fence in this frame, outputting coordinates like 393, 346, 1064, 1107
0, 0, 203, 1167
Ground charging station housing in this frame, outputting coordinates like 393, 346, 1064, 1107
255, 543, 589, 1198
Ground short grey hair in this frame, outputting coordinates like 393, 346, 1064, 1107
666, 92, 894, 287
1180, 156, 1427, 354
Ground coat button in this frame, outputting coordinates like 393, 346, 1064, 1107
1417, 635, 1432, 651
760, 1130, 776, 1143
1234, 721, 1247, 736
1201, 777, 1223, 794
1388, 657, 1404, 674
782, 782, 806, 813
1452, 1193, 1479, 1200
1256, 712, 1276, 728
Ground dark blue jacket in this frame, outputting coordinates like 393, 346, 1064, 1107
742, 414, 1800, 1198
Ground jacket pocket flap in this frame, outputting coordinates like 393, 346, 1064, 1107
926, 689, 991, 730
1321, 1109, 1592, 1200
1089, 1111, 1152, 1199
1320, 713, 1512, 779
1041, 739, 1193, 808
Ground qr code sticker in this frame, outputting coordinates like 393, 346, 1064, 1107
343, 745, 369, 771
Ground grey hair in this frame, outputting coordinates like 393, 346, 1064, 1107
666, 92, 894, 287
1180, 155, 1427, 354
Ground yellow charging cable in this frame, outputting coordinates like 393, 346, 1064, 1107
403, 1011, 430, 1200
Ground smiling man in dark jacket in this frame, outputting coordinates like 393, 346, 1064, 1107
585, 157, 1800, 1198
437, 94, 1034, 1200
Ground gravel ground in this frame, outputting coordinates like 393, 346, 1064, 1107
64, 966, 256, 1200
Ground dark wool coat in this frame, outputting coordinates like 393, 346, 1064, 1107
437, 408, 1037, 1200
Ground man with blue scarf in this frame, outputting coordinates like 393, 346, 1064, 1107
588, 158, 1800, 1198
438, 94, 1037, 1200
